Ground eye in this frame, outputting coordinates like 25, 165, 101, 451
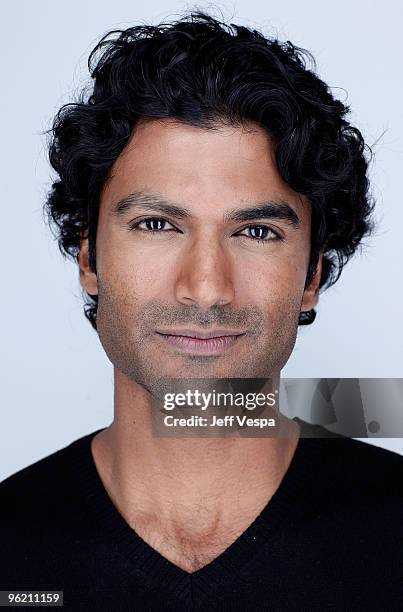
235, 225, 282, 243
128, 218, 282, 243
128, 217, 177, 233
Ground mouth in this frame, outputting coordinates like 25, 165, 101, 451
154, 329, 246, 355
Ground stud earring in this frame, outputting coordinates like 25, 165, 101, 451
298, 309, 317, 325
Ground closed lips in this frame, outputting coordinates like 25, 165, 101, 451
155, 329, 246, 339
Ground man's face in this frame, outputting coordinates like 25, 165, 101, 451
80, 118, 320, 392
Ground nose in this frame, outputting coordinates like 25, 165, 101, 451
174, 233, 235, 309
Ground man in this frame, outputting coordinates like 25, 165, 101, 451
1, 10, 401, 611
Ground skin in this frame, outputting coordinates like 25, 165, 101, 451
79, 117, 323, 572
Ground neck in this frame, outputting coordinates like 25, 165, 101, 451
91, 368, 300, 569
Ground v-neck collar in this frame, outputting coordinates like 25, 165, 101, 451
73, 422, 324, 606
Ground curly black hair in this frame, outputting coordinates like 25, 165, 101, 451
43, 10, 375, 331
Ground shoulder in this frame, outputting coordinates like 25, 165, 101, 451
300, 432, 403, 523
296, 416, 402, 478
318, 434, 403, 481
0, 429, 102, 530
291, 428, 403, 574
0, 429, 103, 583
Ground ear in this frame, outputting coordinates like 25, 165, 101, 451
300, 252, 323, 312
79, 236, 98, 296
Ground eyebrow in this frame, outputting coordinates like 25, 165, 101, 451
111, 190, 300, 228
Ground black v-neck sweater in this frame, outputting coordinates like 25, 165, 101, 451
0, 420, 402, 611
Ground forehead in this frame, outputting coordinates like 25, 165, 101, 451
100, 118, 310, 222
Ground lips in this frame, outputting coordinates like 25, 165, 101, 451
155, 328, 245, 340
154, 329, 246, 354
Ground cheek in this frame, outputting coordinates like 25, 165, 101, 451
107, 239, 188, 301
238, 253, 307, 305
99, 234, 160, 293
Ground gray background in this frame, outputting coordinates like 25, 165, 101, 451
1, 0, 402, 481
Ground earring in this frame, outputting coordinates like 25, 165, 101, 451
298, 309, 317, 325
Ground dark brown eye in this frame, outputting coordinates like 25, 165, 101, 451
129, 217, 176, 232
237, 225, 280, 242
143, 219, 168, 231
